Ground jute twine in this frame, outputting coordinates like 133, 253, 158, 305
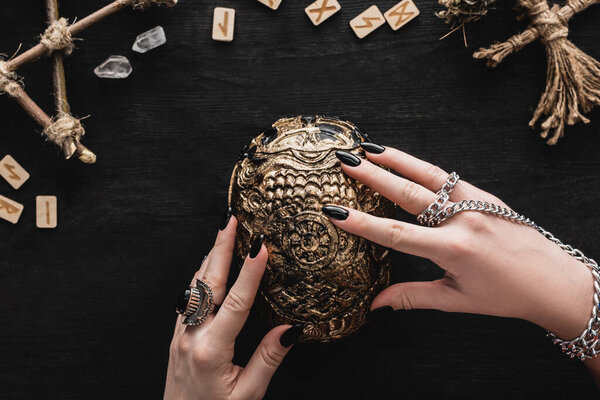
0, 61, 21, 97
40, 18, 74, 55
132, 0, 178, 10
474, 0, 600, 144
43, 113, 85, 156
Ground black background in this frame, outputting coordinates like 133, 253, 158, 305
1, 0, 600, 399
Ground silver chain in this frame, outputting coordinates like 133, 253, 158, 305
418, 172, 600, 361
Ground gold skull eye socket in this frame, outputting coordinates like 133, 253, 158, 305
251, 115, 364, 157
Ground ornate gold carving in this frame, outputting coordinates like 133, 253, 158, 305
228, 116, 394, 342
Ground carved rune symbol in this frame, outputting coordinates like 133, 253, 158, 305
0, 199, 19, 215
355, 17, 381, 29
2, 163, 20, 181
388, 1, 415, 27
45, 201, 51, 225
309, 0, 337, 23
218, 12, 229, 36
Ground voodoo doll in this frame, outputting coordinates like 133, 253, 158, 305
473, 0, 600, 144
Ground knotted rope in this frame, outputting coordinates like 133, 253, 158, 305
131, 0, 178, 10
564, 0, 591, 16
473, 0, 600, 144
42, 113, 85, 156
40, 18, 74, 55
0, 61, 21, 97
528, 2, 568, 43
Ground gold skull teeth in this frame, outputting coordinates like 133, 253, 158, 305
261, 169, 360, 212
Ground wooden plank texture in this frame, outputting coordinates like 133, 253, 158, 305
0, 1, 599, 399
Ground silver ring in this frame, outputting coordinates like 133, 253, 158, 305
176, 279, 215, 326
417, 172, 460, 227
417, 192, 449, 226
440, 172, 460, 195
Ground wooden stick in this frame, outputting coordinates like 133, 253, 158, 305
47, 0, 70, 114
46, 0, 96, 164
11, 85, 96, 163
12, 86, 51, 127
6, 0, 132, 72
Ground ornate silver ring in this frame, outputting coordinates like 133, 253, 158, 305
176, 279, 215, 326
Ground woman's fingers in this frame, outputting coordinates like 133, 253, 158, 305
371, 279, 461, 313
360, 145, 492, 203
234, 325, 301, 399
195, 216, 238, 306
174, 217, 238, 336
208, 237, 268, 347
322, 206, 448, 260
336, 151, 437, 215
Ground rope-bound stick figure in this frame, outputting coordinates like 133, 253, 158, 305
474, 0, 600, 145
0, 0, 177, 163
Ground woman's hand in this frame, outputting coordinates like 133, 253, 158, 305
164, 216, 301, 400
323, 144, 596, 355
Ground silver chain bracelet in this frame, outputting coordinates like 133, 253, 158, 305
418, 172, 600, 361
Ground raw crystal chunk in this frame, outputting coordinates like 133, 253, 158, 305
132, 26, 166, 53
94, 55, 132, 79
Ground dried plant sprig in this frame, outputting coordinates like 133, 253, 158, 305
436, 0, 497, 28
132, 0, 178, 10
473, 0, 600, 144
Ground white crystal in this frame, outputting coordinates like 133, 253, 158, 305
94, 55, 132, 79
132, 26, 166, 53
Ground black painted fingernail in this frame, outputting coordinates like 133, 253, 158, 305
219, 206, 233, 231
280, 324, 303, 347
367, 306, 394, 322
335, 150, 361, 167
249, 234, 265, 258
322, 205, 349, 221
360, 142, 385, 154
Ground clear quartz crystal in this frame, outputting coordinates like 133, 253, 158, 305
132, 26, 167, 53
94, 55, 132, 79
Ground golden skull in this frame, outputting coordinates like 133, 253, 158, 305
228, 115, 394, 341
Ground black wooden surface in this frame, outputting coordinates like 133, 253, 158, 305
1, 0, 600, 399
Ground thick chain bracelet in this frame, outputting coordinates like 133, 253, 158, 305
418, 172, 600, 360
